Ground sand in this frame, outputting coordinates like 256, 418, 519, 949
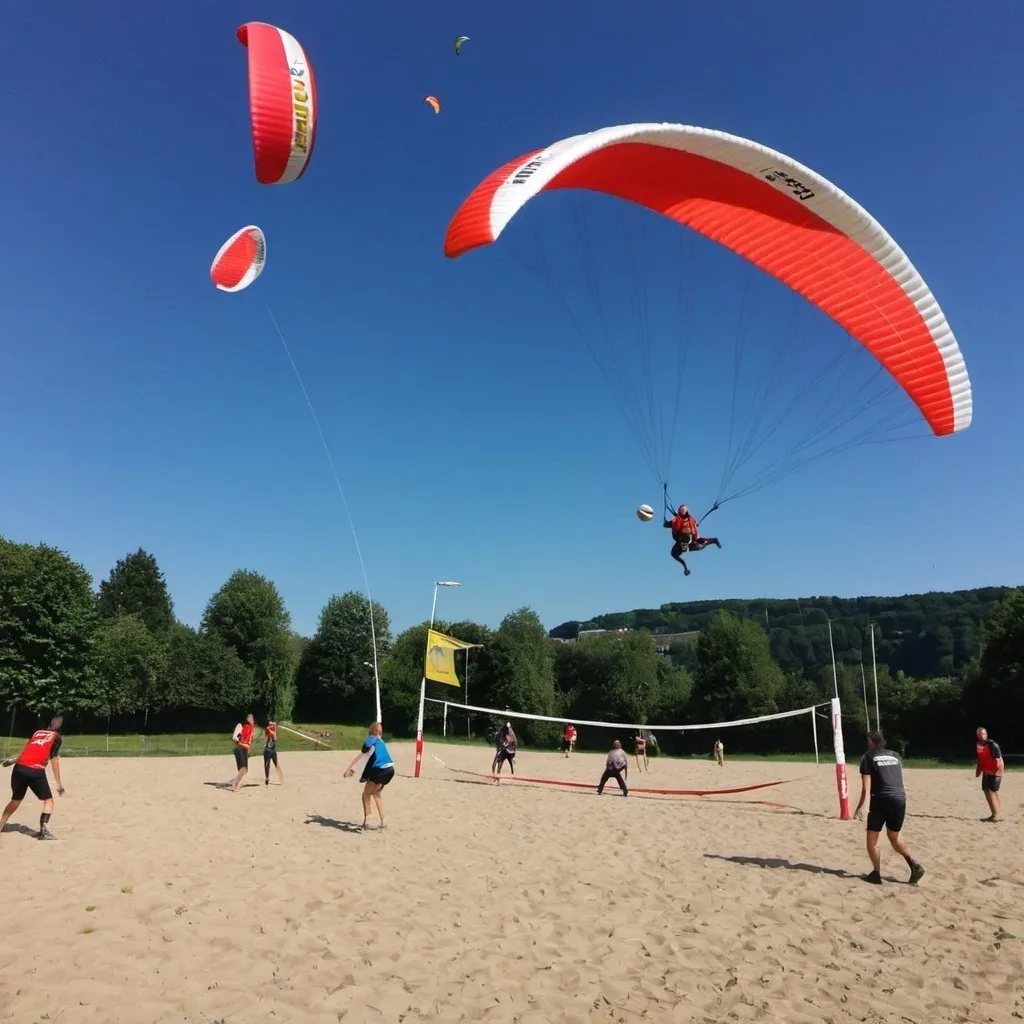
0, 741, 1020, 1024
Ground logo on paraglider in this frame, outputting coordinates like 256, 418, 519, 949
512, 156, 548, 186
291, 75, 312, 153
760, 166, 815, 202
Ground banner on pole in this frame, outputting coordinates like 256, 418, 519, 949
424, 629, 478, 686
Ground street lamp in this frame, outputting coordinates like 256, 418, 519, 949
414, 580, 462, 778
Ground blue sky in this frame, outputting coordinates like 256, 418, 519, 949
1, 1, 1020, 639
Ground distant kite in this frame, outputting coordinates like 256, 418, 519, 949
236, 22, 318, 185
454, 35, 470, 56
210, 226, 267, 293
425, 95, 441, 114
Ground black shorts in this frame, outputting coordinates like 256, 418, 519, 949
234, 747, 249, 770
263, 748, 278, 765
11, 764, 51, 802
866, 796, 906, 834
982, 774, 1002, 793
362, 765, 394, 787
496, 748, 515, 763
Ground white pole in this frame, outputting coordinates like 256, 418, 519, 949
465, 648, 471, 739
828, 620, 839, 700
870, 622, 880, 730
811, 708, 819, 766
415, 581, 461, 778
414, 582, 439, 779
443, 701, 448, 738
831, 697, 851, 819
371, 603, 382, 726
860, 661, 871, 737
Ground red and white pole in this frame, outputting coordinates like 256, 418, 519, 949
414, 675, 426, 778
831, 696, 851, 820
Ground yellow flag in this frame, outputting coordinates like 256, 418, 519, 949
424, 629, 475, 686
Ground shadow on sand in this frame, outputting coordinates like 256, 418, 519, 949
304, 814, 373, 834
0, 822, 42, 838
704, 853, 854, 878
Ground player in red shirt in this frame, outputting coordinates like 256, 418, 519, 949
663, 502, 721, 576
561, 724, 577, 758
231, 713, 256, 793
263, 720, 283, 786
0, 716, 66, 840
975, 726, 1004, 822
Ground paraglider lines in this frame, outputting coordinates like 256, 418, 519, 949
264, 306, 384, 722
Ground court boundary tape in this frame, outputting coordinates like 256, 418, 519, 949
436, 762, 803, 797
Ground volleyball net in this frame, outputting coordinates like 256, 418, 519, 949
422, 695, 853, 819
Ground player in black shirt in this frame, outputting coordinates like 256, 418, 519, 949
853, 729, 925, 886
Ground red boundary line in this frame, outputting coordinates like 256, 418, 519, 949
446, 766, 799, 797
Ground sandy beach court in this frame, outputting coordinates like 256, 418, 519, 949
0, 741, 1020, 1023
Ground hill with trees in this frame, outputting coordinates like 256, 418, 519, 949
1, 532, 1021, 759
549, 588, 1012, 681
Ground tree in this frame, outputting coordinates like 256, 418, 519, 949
161, 622, 254, 713
90, 614, 167, 726
557, 633, 662, 726
294, 592, 391, 723
692, 611, 786, 724
378, 619, 493, 737
968, 587, 1024, 749
487, 608, 557, 745
201, 570, 296, 717
0, 538, 97, 715
96, 548, 174, 633
380, 622, 434, 736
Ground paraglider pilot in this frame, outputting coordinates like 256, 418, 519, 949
664, 502, 721, 576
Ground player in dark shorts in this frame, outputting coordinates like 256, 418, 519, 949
263, 720, 283, 786
853, 729, 924, 886
492, 723, 517, 777
343, 722, 395, 830
975, 726, 1004, 822
634, 732, 648, 773
231, 713, 255, 792
0, 716, 66, 840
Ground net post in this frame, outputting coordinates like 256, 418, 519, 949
443, 701, 448, 738
811, 707, 819, 767
831, 697, 851, 819
414, 676, 426, 778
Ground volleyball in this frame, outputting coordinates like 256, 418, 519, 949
636, 504, 655, 522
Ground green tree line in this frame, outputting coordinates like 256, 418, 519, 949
1, 536, 1021, 758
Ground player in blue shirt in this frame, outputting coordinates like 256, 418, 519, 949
343, 722, 395, 831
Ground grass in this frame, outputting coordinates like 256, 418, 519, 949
0, 722, 987, 769
1, 722, 369, 759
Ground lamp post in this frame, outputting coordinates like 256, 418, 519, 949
414, 580, 462, 778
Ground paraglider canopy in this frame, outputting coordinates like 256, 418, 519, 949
425, 95, 441, 114
445, 122, 972, 438
236, 22, 318, 185
210, 225, 267, 293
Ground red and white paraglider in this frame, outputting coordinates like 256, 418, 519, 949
445, 122, 972, 438
237, 22, 318, 186
210, 225, 266, 293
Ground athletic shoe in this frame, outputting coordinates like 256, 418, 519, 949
862, 870, 882, 885
36, 827, 56, 841
909, 862, 925, 885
